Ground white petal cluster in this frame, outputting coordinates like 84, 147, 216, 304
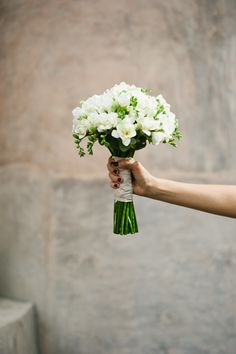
96, 112, 118, 132
72, 82, 178, 147
111, 117, 136, 146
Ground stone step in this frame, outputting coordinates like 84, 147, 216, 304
0, 298, 38, 354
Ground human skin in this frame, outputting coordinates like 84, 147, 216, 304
107, 156, 236, 218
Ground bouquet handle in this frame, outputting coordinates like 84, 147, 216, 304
112, 156, 138, 235
112, 156, 133, 203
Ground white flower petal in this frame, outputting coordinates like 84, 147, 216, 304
122, 138, 131, 146
72, 107, 81, 118
111, 129, 119, 138
143, 130, 151, 136
151, 132, 166, 145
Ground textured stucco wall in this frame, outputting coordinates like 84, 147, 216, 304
1, 0, 236, 179
0, 1, 236, 354
0, 298, 38, 354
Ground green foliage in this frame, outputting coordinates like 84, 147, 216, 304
98, 132, 110, 148
78, 146, 85, 157
117, 106, 129, 119
133, 133, 147, 150
73, 133, 80, 148
72, 133, 87, 157
112, 104, 129, 119
141, 87, 152, 93
118, 139, 130, 152
103, 133, 135, 157
87, 142, 93, 155
166, 121, 183, 147
172, 121, 182, 144
130, 96, 138, 108
155, 104, 165, 116
168, 138, 177, 147
73, 113, 182, 157
86, 132, 98, 155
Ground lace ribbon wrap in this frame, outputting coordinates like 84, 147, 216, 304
112, 156, 133, 202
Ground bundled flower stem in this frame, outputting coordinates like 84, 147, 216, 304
72, 82, 181, 235
113, 200, 138, 235
112, 155, 138, 235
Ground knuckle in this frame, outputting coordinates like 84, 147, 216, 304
107, 163, 113, 171
109, 172, 116, 181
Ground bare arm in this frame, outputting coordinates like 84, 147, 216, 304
107, 157, 236, 218
149, 178, 236, 218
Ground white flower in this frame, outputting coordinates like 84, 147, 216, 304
72, 107, 87, 128
82, 95, 101, 114
97, 112, 118, 132
128, 107, 138, 123
137, 116, 160, 136
146, 96, 158, 116
116, 92, 131, 107
151, 132, 167, 145
157, 94, 171, 114
111, 117, 136, 146
109, 82, 130, 96
135, 92, 149, 111
99, 93, 113, 113
82, 93, 114, 115
74, 119, 89, 139
156, 94, 167, 106
72, 107, 82, 119
159, 112, 176, 137
87, 112, 100, 129
109, 82, 141, 105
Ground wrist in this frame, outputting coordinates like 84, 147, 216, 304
145, 176, 160, 199
145, 177, 172, 200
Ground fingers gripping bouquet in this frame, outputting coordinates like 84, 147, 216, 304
72, 82, 181, 235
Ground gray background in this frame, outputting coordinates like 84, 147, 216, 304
0, 1, 236, 353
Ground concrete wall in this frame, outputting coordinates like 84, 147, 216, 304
0, 298, 38, 354
0, 1, 236, 354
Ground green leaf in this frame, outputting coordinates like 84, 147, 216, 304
135, 138, 147, 150
155, 104, 165, 116
87, 142, 94, 155
112, 104, 129, 119
98, 133, 110, 148
169, 141, 177, 147
72, 133, 79, 139
130, 96, 138, 108
118, 139, 130, 152
88, 133, 97, 143
78, 146, 85, 157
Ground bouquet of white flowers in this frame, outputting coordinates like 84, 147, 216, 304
72, 82, 181, 235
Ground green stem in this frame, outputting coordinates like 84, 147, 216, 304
113, 201, 138, 235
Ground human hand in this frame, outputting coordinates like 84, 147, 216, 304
107, 156, 156, 198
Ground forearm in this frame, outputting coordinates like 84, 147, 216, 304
148, 178, 236, 218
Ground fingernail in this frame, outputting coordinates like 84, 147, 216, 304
118, 178, 122, 182
114, 183, 118, 188
111, 161, 118, 166
114, 169, 119, 175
